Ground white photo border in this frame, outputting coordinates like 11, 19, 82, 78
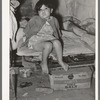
2, 0, 98, 100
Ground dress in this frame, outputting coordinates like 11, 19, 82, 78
17, 16, 61, 55
28, 21, 56, 49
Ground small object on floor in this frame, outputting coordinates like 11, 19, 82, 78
22, 92, 28, 97
37, 97, 40, 100
19, 68, 33, 78
35, 87, 53, 94
55, 98, 60, 100
20, 82, 32, 88
10, 67, 19, 74
11, 97, 17, 100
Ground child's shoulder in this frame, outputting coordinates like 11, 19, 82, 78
51, 16, 57, 20
51, 16, 59, 24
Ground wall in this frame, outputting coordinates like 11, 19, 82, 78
56, 0, 95, 21
20, 0, 95, 21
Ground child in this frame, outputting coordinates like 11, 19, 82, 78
18, 0, 69, 74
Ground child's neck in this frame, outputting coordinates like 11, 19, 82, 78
46, 16, 52, 21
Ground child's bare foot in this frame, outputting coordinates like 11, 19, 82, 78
60, 62, 69, 71
40, 63, 49, 74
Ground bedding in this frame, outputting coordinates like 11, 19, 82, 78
17, 32, 94, 60
17, 17, 95, 60
62, 16, 95, 51
62, 34, 94, 56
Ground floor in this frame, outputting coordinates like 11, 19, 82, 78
10, 70, 95, 100
10, 55, 95, 100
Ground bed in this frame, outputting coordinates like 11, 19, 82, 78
17, 16, 95, 62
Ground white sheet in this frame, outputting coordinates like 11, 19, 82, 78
62, 36, 94, 56
17, 31, 94, 59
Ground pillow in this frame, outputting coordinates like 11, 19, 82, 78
62, 16, 81, 30
80, 18, 95, 35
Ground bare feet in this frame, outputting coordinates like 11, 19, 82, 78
59, 62, 69, 71
40, 63, 49, 74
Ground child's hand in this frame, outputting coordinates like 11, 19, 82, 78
23, 36, 26, 42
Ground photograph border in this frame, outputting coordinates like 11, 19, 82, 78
96, 0, 98, 100
98, 0, 99, 100
2, 0, 98, 100
2, 0, 9, 100
0, 0, 2, 100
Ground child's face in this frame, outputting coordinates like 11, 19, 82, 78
38, 5, 53, 19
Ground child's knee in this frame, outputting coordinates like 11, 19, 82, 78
53, 39, 61, 46
45, 42, 53, 49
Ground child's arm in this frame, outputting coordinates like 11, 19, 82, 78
53, 17, 62, 39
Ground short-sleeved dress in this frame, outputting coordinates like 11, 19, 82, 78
17, 16, 61, 55
28, 21, 56, 50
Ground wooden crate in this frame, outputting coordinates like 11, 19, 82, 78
49, 67, 93, 90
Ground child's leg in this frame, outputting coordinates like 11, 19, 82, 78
52, 40, 68, 71
41, 41, 53, 74
32, 41, 53, 74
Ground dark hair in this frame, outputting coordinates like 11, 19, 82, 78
35, 0, 54, 13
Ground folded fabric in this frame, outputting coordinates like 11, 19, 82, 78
35, 87, 53, 94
